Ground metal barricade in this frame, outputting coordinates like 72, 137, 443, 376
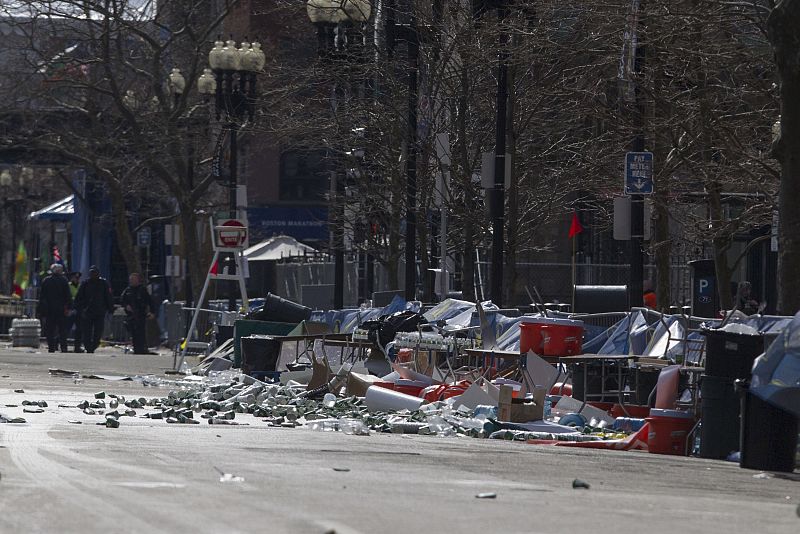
180, 307, 225, 347
0, 298, 30, 336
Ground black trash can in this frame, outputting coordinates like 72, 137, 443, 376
737, 380, 798, 473
248, 293, 312, 324
240, 335, 282, 377
702, 328, 764, 379
699, 375, 740, 459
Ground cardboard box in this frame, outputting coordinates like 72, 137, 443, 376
346, 371, 382, 397
499, 385, 546, 423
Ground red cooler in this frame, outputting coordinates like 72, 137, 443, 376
520, 317, 584, 356
646, 408, 696, 456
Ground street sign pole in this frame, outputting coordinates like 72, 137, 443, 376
630, 191, 644, 308
623, 151, 653, 309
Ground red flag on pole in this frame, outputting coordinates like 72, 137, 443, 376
568, 212, 584, 238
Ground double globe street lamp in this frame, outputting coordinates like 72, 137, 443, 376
166, 39, 265, 310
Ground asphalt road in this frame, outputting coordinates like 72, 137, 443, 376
0, 344, 796, 534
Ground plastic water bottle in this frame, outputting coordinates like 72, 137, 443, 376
308, 419, 340, 432
693, 422, 702, 455
341, 419, 370, 436
322, 393, 337, 408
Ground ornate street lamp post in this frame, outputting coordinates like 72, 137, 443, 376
204, 38, 264, 310
306, 0, 371, 309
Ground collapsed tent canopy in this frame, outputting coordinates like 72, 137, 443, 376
28, 194, 74, 221
243, 235, 320, 262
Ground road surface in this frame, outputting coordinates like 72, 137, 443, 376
0, 345, 796, 533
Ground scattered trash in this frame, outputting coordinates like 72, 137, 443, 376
95, 392, 106, 399
105, 417, 120, 428
475, 492, 497, 499
13, 389, 24, 393
208, 418, 247, 425
752, 472, 771, 480
49, 368, 79, 377
218, 473, 245, 483
572, 479, 591, 489
0, 414, 26, 424
22, 408, 44, 414
332, 467, 350, 472
67, 420, 82, 424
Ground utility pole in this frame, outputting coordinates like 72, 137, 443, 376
386, 3, 419, 302
404, 17, 419, 302
490, 3, 509, 307
227, 120, 238, 311
629, 2, 646, 309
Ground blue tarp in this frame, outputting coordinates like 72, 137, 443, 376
591, 311, 647, 355
310, 295, 419, 334
423, 298, 479, 323
752, 311, 800, 417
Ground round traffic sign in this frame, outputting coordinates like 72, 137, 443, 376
217, 219, 247, 248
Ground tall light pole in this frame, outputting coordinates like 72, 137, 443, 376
206, 38, 264, 311
490, 2, 509, 307
307, 0, 371, 309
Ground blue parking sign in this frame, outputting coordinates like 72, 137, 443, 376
624, 152, 654, 195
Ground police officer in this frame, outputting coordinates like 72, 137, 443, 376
37, 264, 72, 353
120, 273, 154, 354
75, 265, 114, 353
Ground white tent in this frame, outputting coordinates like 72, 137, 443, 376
243, 235, 320, 262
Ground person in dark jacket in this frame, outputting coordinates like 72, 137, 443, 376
37, 264, 72, 353
75, 265, 115, 354
67, 272, 83, 352
120, 273, 154, 354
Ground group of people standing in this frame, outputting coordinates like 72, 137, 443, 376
37, 265, 155, 355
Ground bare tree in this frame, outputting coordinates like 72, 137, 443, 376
0, 1, 240, 297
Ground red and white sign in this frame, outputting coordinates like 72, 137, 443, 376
215, 219, 247, 248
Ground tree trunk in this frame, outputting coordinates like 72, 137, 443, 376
388, 184, 402, 290
455, 63, 476, 302
653, 198, 672, 311
768, 0, 800, 315
178, 200, 203, 304
707, 182, 733, 310
462, 219, 476, 302
107, 180, 141, 276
